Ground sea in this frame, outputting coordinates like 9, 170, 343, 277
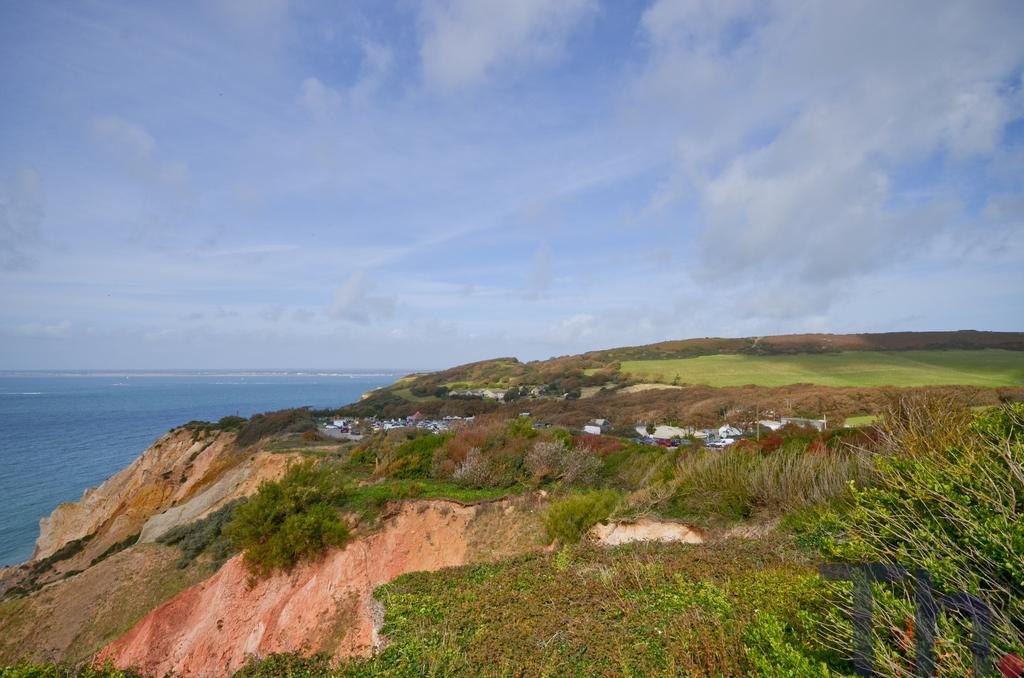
0, 370, 401, 567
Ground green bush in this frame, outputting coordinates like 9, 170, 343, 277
235, 409, 315, 447
225, 461, 349, 574
379, 433, 450, 479
234, 652, 334, 677
666, 445, 871, 526
158, 499, 245, 569
217, 415, 247, 431
817, 401, 1024, 667
0, 662, 143, 678
544, 489, 619, 543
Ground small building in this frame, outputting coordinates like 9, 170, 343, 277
636, 424, 692, 440
718, 424, 743, 438
781, 416, 827, 432
757, 419, 784, 432
583, 424, 603, 435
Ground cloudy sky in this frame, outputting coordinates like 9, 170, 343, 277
1, 0, 1023, 369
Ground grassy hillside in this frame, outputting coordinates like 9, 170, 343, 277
620, 349, 1024, 388
342, 332, 1024, 424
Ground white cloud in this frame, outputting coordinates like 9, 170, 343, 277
326, 271, 395, 324
300, 77, 344, 120
546, 313, 596, 344
91, 116, 156, 160
300, 40, 393, 120
418, 0, 596, 90
90, 116, 192, 204
634, 0, 1024, 285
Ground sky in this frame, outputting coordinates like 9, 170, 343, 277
1, 0, 1023, 370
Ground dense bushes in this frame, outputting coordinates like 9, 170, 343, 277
158, 499, 244, 569
225, 462, 349, 574
375, 432, 450, 479
0, 662, 144, 678
665, 444, 872, 526
544, 489, 619, 543
810, 400, 1024, 673
235, 409, 316, 448
429, 416, 536, 487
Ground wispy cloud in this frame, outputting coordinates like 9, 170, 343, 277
418, 0, 596, 90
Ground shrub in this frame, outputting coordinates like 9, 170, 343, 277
544, 489, 619, 543
158, 499, 245, 569
524, 440, 601, 486
235, 409, 316, 447
217, 415, 247, 431
0, 662, 144, 677
377, 433, 450, 479
434, 415, 538, 487
816, 400, 1024, 669
666, 444, 872, 525
225, 461, 349, 574
451, 448, 493, 487
560, 447, 601, 486
524, 440, 564, 481
234, 652, 334, 677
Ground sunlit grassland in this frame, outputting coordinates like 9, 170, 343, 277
620, 349, 1024, 388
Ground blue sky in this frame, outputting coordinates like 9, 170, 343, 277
1, 0, 1023, 369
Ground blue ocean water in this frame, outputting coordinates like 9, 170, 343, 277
0, 371, 400, 567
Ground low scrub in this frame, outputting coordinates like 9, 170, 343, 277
544, 489, 619, 543
89, 532, 139, 567
0, 662, 144, 678
376, 432, 450, 479
666, 444, 872, 526
237, 539, 845, 676
235, 409, 315, 448
225, 461, 349, 574
158, 500, 244, 569
806, 398, 1024, 674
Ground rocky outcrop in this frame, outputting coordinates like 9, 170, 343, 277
34, 428, 237, 561
98, 496, 545, 677
31, 428, 294, 576
137, 453, 291, 544
588, 519, 704, 546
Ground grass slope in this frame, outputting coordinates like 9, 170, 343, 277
238, 540, 844, 677
620, 349, 1024, 388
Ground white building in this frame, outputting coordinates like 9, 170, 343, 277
781, 416, 827, 432
718, 424, 743, 438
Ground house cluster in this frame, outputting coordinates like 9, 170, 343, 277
754, 417, 827, 432
369, 413, 471, 434
320, 413, 475, 439
448, 388, 508, 401
579, 414, 829, 449
627, 423, 744, 448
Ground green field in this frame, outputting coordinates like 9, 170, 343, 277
619, 349, 1024, 388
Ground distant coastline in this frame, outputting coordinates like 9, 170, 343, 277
0, 369, 421, 379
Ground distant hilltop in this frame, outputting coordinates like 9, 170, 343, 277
345, 330, 1024, 425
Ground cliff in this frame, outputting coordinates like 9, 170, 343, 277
97, 495, 546, 677
0, 427, 294, 602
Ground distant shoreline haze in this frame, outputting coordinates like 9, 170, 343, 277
0, 371, 400, 566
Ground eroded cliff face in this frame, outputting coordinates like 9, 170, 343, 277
98, 496, 546, 677
0, 543, 214, 665
30, 428, 294, 574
